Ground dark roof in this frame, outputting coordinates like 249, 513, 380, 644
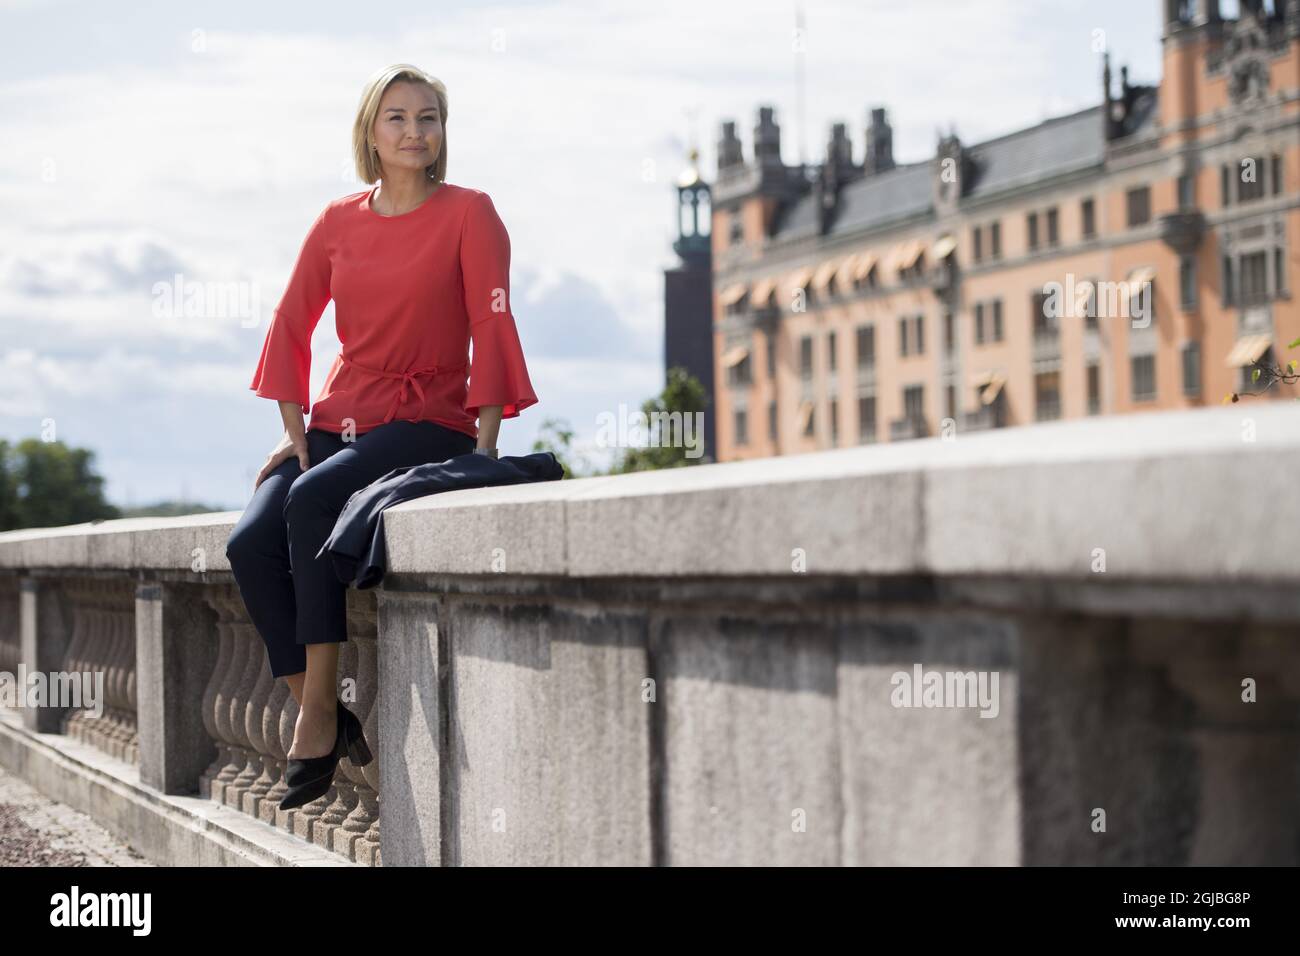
774, 103, 1118, 243
964, 105, 1105, 197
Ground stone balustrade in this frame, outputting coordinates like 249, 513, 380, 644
1, 401, 1298, 865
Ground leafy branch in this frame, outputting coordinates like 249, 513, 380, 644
1222, 335, 1300, 403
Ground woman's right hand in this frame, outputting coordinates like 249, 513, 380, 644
254, 431, 311, 491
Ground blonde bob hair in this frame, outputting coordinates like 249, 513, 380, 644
352, 64, 449, 185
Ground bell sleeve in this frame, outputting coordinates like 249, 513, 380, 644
249, 204, 333, 408
461, 191, 539, 420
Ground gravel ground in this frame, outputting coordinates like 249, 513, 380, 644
0, 765, 154, 866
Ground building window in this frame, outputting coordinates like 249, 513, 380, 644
1131, 278, 1157, 326
857, 324, 875, 368
727, 351, 752, 387
1276, 247, 1286, 295
1182, 342, 1201, 397
1032, 291, 1056, 336
1126, 186, 1151, 227
729, 213, 743, 244
803, 404, 815, 437
734, 406, 748, 444
800, 335, 814, 379
858, 395, 876, 443
1238, 157, 1265, 203
830, 399, 838, 445
1131, 353, 1156, 402
903, 384, 925, 423
1177, 173, 1194, 211
765, 330, 776, 378
1221, 164, 1232, 208
1240, 251, 1268, 305
992, 299, 1003, 341
828, 331, 837, 373
1179, 255, 1196, 309
896, 315, 924, 356
1222, 255, 1235, 305
990, 221, 1001, 258
768, 400, 778, 440
1046, 207, 1059, 246
1087, 363, 1100, 415
972, 225, 983, 262
943, 312, 955, 354
945, 384, 957, 421
974, 302, 985, 345
1081, 197, 1096, 238
1027, 211, 1039, 251
1272, 154, 1282, 196
1034, 371, 1061, 421
1084, 279, 1099, 330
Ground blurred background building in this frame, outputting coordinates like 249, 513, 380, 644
701, 0, 1300, 459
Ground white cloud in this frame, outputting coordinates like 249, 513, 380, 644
1, 0, 1163, 507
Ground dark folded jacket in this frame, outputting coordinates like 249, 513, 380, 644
316, 450, 564, 589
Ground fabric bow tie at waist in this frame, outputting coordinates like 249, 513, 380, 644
340, 355, 469, 424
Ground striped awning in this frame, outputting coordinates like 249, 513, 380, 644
811, 259, 840, 293
980, 372, 1007, 405
719, 283, 748, 306
1226, 334, 1272, 368
835, 255, 860, 290
931, 234, 957, 259
898, 239, 925, 270
750, 276, 777, 306
1127, 265, 1157, 286
720, 344, 750, 368
852, 251, 878, 281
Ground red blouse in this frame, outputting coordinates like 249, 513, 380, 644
249, 182, 538, 441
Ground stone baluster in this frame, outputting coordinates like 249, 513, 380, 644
0, 577, 20, 685
103, 584, 136, 760
225, 603, 265, 810
240, 640, 277, 817
199, 587, 238, 799
338, 589, 380, 864
123, 586, 139, 764
313, 637, 360, 852
59, 578, 94, 743
259, 677, 293, 823
62, 578, 135, 755
206, 588, 254, 803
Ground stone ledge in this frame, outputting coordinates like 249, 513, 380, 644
0, 708, 359, 867
0, 402, 1295, 584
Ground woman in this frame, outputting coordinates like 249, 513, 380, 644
225, 64, 538, 810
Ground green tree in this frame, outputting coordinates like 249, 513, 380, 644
611, 366, 712, 473
530, 417, 580, 478
0, 438, 120, 531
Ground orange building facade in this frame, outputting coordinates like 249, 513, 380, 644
710, 1, 1300, 460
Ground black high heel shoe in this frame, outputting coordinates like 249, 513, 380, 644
280, 698, 373, 810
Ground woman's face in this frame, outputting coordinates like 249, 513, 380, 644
371, 81, 443, 176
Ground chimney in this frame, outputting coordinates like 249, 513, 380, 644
827, 122, 854, 175
716, 120, 744, 173
753, 105, 782, 168
865, 107, 894, 175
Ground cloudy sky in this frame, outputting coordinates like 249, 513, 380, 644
0, 0, 1164, 510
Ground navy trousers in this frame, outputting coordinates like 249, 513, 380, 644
225, 420, 476, 678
